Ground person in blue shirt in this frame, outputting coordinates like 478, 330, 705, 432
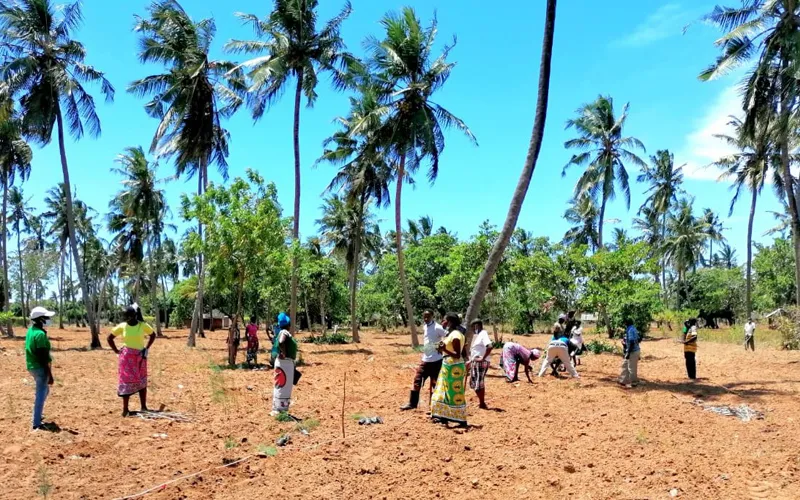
618, 319, 640, 388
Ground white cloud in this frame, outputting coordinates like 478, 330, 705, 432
615, 4, 689, 47
679, 85, 743, 181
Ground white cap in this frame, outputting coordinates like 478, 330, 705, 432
30, 306, 56, 320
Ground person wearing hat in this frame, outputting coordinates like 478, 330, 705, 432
466, 319, 493, 409
108, 305, 156, 416
271, 312, 299, 415
25, 306, 56, 430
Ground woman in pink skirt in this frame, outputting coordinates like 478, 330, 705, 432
108, 305, 156, 416
501, 342, 541, 383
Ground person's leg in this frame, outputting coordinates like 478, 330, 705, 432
537, 349, 554, 377
122, 395, 130, 416
401, 361, 425, 410
688, 353, 696, 379
139, 388, 148, 412
30, 369, 48, 429
629, 351, 639, 385
619, 356, 630, 385
556, 346, 580, 378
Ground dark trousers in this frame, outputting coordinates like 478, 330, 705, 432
412, 359, 443, 392
684, 352, 696, 379
745, 336, 755, 351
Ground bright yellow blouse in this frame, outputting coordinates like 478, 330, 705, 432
444, 330, 465, 354
111, 322, 154, 350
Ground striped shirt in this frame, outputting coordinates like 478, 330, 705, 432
684, 326, 698, 353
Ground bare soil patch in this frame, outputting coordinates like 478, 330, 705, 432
2, 327, 800, 499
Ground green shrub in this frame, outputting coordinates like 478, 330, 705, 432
776, 307, 800, 350
274, 411, 294, 422
305, 333, 350, 345
584, 339, 619, 355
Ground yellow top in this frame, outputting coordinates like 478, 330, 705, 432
684, 327, 698, 353
444, 330, 465, 355
111, 322, 154, 350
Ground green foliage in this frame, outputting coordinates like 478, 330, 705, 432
580, 243, 660, 333
306, 332, 350, 345
775, 307, 800, 351
36, 464, 52, 499
274, 411, 294, 423
224, 437, 238, 449
295, 417, 320, 433
680, 268, 744, 318
753, 238, 796, 311
584, 339, 620, 355
257, 444, 278, 457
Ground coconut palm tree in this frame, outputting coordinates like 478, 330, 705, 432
716, 242, 738, 269
562, 194, 600, 251
129, 0, 237, 346
110, 146, 168, 336
8, 186, 33, 323
638, 149, 683, 287
226, 0, 354, 336
1, 0, 113, 346
633, 205, 664, 283
700, 1, 800, 305
663, 199, 709, 285
562, 95, 646, 249
701, 208, 726, 265
0, 87, 33, 336
712, 114, 781, 318
317, 194, 380, 342
319, 83, 392, 341
464, 0, 557, 335
358, 7, 476, 346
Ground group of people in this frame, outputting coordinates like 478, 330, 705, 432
399, 310, 587, 428
22, 302, 763, 432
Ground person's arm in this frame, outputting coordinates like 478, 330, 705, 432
144, 323, 156, 350
278, 332, 287, 359
442, 338, 461, 358
35, 347, 53, 385
482, 345, 493, 362
108, 332, 120, 354
622, 331, 631, 359
523, 360, 534, 383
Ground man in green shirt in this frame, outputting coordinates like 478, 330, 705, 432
25, 306, 56, 430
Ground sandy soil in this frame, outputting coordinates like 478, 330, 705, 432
1, 326, 800, 499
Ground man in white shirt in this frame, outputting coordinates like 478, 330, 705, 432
744, 318, 756, 351
401, 310, 447, 410
467, 319, 493, 409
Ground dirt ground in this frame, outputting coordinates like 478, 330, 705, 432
2, 326, 800, 500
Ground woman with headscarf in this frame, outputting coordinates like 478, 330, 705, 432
108, 305, 156, 416
430, 313, 468, 427
271, 312, 298, 415
501, 342, 541, 383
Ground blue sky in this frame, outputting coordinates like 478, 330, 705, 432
19, 0, 783, 262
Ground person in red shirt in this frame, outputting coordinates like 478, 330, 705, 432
245, 316, 260, 367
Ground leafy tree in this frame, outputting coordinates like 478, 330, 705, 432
361, 7, 476, 346
226, 0, 354, 338
663, 199, 709, 287
8, 186, 33, 323
580, 242, 660, 335
1, 0, 114, 346
563, 95, 646, 249
700, 208, 726, 265
680, 267, 745, 325
753, 238, 795, 311
181, 170, 287, 364
130, 0, 237, 345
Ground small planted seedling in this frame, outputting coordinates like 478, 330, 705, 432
256, 444, 278, 457
224, 436, 238, 450
37, 464, 52, 499
274, 411, 294, 423
295, 417, 320, 434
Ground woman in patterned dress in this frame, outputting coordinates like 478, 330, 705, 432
501, 342, 541, 383
430, 313, 468, 427
108, 305, 156, 416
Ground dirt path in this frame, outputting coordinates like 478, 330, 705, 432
2, 327, 799, 499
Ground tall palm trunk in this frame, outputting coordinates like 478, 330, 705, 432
464, 0, 557, 342
746, 187, 757, 319
778, 64, 800, 307
1, 178, 12, 337
17, 224, 26, 326
395, 154, 418, 347
289, 68, 304, 336
58, 245, 65, 329
319, 286, 326, 334
148, 226, 163, 337
189, 165, 206, 346
56, 107, 100, 347
303, 289, 311, 333
661, 212, 667, 293
349, 223, 362, 343
597, 197, 607, 250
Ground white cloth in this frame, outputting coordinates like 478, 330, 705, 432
421, 321, 447, 362
537, 341, 580, 378
744, 322, 755, 338
272, 357, 295, 413
570, 328, 584, 350
469, 329, 492, 363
